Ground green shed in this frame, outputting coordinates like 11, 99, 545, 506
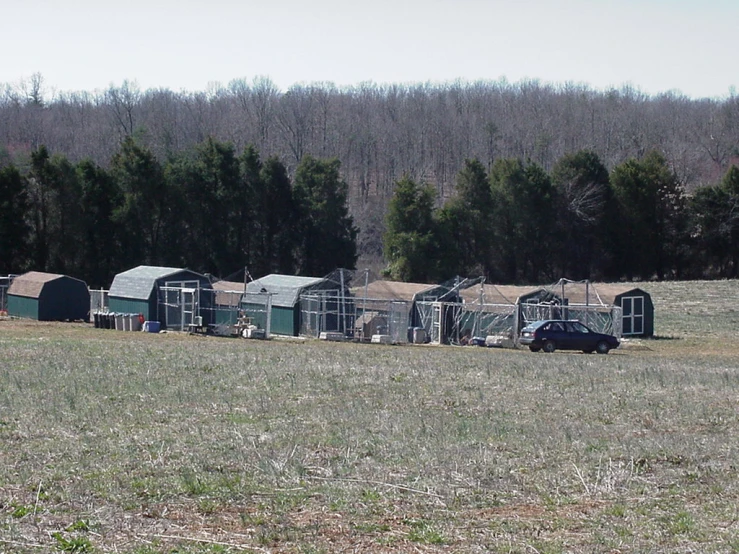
108, 265, 212, 329
243, 274, 332, 336
7, 271, 90, 321
555, 282, 655, 337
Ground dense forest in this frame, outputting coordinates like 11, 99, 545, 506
1, 75, 739, 285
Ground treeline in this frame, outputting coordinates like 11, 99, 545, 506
3, 75, 739, 261
384, 151, 739, 284
0, 139, 357, 287
2, 138, 739, 286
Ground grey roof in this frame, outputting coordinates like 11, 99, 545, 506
245, 274, 326, 308
109, 265, 198, 300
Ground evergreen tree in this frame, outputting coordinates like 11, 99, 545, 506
489, 159, 556, 283
383, 176, 437, 282
610, 151, 688, 280
436, 159, 495, 279
78, 160, 122, 287
110, 137, 168, 268
228, 145, 260, 275
550, 150, 610, 279
690, 165, 739, 277
293, 156, 357, 276
193, 138, 241, 275
254, 155, 298, 276
0, 164, 31, 273
27, 146, 85, 275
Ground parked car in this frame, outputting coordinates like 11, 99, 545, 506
519, 319, 620, 354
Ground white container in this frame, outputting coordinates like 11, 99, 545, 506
319, 331, 344, 341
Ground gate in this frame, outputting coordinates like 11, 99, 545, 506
159, 284, 200, 331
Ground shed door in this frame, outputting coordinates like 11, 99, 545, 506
180, 288, 198, 330
621, 296, 644, 336
162, 280, 201, 331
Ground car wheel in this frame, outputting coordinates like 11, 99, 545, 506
596, 341, 610, 354
543, 341, 556, 353
582, 349, 594, 354
529, 346, 541, 352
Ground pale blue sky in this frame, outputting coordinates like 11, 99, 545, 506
2, 0, 737, 99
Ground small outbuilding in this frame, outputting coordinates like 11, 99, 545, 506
555, 282, 654, 337
209, 280, 247, 327
243, 274, 337, 336
7, 271, 90, 321
351, 279, 465, 343
108, 265, 212, 329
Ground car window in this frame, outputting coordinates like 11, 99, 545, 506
568, 322, 590, 333
551, 322, 564, 331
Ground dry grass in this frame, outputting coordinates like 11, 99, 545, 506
1, 281, 739, 553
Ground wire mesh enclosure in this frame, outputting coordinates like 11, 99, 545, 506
299, 290, 354, 338
89, 289, 109, 319
0, 275, 18, 313
203, 288, 273, 337
519, 301, 622, 337
352, 299, 411, 344
158, 286, 200, 331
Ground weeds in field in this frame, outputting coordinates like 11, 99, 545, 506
2, 289, 739, 553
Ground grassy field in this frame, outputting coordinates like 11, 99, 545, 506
1, 280, 738, 553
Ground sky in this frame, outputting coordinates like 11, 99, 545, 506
2, 0, 737, 100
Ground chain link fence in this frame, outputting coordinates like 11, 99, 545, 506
89, 289, 109, 321
200, 288, 272, 337
519, 301, 622, 337
1, 275, 17, 314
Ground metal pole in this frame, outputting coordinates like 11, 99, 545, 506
265, 293, 272, 338
362, 269, 369, 341
339, 269, 346, 335
561, 279, 565, 308
476, 280, 484, 338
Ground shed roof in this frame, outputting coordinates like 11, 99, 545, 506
212, 280, 245, 292
8, 271, 66, 299
550, 282, 649, 306
211, 280, 245, 307
245, 274, 326, 308
460, 284, 549, 306
109, 265, 203, 300
350, 280, 436, 302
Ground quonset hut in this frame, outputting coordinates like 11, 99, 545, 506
108, 265, 212, 330
7, 271, 90, 321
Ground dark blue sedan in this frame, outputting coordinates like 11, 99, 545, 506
519, 319, 620, 354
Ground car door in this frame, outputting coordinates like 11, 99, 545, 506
567, 321, 592, 350
548, 321, 569, 348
